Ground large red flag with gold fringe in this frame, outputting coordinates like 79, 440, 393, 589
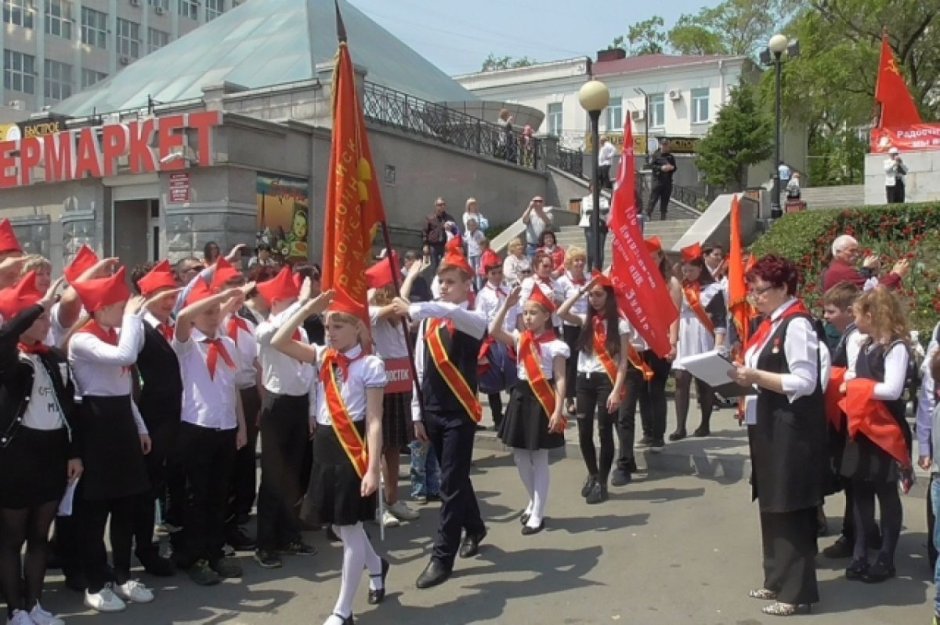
322, 2, 385, 326
875, 33, 921, 129
727, 194, 753, 350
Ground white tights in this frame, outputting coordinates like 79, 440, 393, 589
512, 448, 550, 528
323, 522, 383, 625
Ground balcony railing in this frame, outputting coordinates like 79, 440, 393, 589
361, 82, 542, 171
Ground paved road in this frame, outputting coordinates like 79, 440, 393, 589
41, 437, 935, 625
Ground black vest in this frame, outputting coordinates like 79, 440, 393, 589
830, 323, 857, 369
136, 322, 183, 422
421, 319, 482, 416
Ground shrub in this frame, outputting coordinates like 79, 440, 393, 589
750, 202, 940, 340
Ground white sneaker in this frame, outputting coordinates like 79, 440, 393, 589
29, 602, 65, 625
114, 579, 154, 604
387, 500, 419, 521
380, 509, 400, 528
9, 610, 37, 625
84, 584, 127, 612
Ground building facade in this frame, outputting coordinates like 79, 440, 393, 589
0, 0, 242, 112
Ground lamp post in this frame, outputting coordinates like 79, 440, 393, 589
764, 33, 799, 220
578, 79, 610, 271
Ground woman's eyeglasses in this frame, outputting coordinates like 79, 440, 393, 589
748, 284, 775, 296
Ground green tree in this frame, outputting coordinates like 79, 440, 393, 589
668, 0, 801, 56
609, 16, 666, 56
695, 83, 773, 190
480, 53, 536, 72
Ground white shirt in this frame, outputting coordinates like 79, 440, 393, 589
462, 211, 489, 232
21, 353, 66, 430
465, 229, 486, 257
513, 331, 570, 380
475, 282, 518, 333
575, 317, 631, 374
68, 313, 148, 434
884, 157, 907, 186
556, 273, 589, 326
524, 211, 550, 245
598, 142, 617, 168
256, 302, 316, 396
44, 301, 71, 348
503, 255, 530, 286
578, 195, 610, 228
742, 298, 820, 425
173, 329, 241, 430
848, 341, 909, 400
313, 344, 386, 426
225, 313, 260, 389
369, 307, 409, 359
409, 301, 487, 422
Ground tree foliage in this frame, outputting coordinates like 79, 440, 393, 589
695, 83, 773, 190
609, 17, 666, 56
480, 53, 536, 72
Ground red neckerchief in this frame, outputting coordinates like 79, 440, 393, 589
323, 346, 364, 381
227, 316, 250, 345
159, 322, 174, 342
18, 341, 49, 355
79, 321, 128, 374
486, 282, 507, 297
203, 337, 236, 379
743, 300, 810, 356
569, 272, 586, 287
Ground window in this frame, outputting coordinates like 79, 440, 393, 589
81, 68, 107, 88
4, 49, 35, 94
178, 0, 198, 19
546, 102, 562, 137
606, 97, 622, 132
148, 27, 169, 53
206, 0, 224, 20
148, 0, 169, 9
3, 0, 33, 28
81, 7, 108, 49
45, 0, 72, 39
116, 18, 141, 58
650, 93, 665, 128
691, 88, 710, 124
44, 59, 72, 101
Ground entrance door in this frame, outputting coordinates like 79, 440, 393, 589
111, 199, 151, 270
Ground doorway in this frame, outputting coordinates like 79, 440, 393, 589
110, 199, 154, 269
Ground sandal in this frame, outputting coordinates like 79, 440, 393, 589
748, 588, 777, 600
761, 602, 811, 617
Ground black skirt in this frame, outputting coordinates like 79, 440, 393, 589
79, 396, 150, 501
499, 382, 565, 451
302, 421, 376, 526
382, 391, 412, 450
840, 433, 902, 483
0, 426, 68, 509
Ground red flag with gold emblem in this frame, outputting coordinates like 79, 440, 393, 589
321, 2, 386, 326
875, 34, 922, 129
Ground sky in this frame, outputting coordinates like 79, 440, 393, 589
349, 0, 723, 76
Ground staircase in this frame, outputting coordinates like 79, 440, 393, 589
555, 216, 698, 260
800, 184, 864, 210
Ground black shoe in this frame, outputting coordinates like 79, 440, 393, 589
326, 526, 342, 542
235, 512, 251, 526
692, 427, 710, 437
331, 612, 355, 625
822, 535, 853, 559
668, 430, 687, 442
580, 475, 597, 498
367, 558, 389, 605
459, 529, 486, 558
610, 468, 632, 487
649, 438, 665, 451
845, 558, 869, 581
637, 436, 655, 447
226, 527, 257, 552
521, 521, 545, 536
279, 540, 317, 556
585, 482, 608, 505
861, 557, 895, 583
64, 572, 87, 593
416, 559, 451, 589
138, 551, 175, 577
254, 549, 283, 569
520, 512, 531, 526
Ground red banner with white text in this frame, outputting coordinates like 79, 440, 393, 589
871, 124, 940, 153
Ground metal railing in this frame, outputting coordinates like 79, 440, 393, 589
361, 82, 542, 171
554, 146, 584, 178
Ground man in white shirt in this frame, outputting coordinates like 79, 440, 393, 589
598, 136, 617, 190
884, 147, 908, 204
521, 196, 553, 259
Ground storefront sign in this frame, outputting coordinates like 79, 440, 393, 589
585, 132, 699, 154
168, 172, 191, 204
19, 115, 68, 139
0, 110, 222, 189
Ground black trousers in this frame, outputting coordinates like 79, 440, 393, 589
648, 183, 672, 217
425, 410, 485, 568
598, 164, 612, 190
175, 423, 236, 566
852, 479, 902, 565
78, 493, 136, 593
229, 386, 261, 524
256, 394, 308, 551
562, 325, 580, 401
886, 182, 905, 204
133, 413, 179, 559
628, 350, 671, 442
759, 507, 819, 605
576, 373, 616, 483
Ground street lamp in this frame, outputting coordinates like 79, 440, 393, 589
762, 33, 799, 219
578, 79, 610, 271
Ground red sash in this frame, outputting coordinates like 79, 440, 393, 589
78, 321, 129, 375
682, 283, 716, 337
591, 317, 635, 397
839, 377, 910, 469
519, 330, 564, 432
227, 316, 250, 345
825, 366, 847, 430
384, 357, 412, 395
321, 348, 369, 478
426, 319, 482, 423
204, 338, 236, 380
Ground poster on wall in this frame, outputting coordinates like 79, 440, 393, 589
256, 174, 310, 261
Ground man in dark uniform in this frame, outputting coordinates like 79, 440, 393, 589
647, 139, 677, 221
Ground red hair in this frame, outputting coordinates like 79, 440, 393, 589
746, 254, 800, 296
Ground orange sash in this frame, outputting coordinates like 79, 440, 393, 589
682, 283, 716, 336
519, 330, 564, 432
627, 344, 654, 381
425, 319, 482, 423
839, 377, 910, 469
320, 348, 369, 478
591, 317, 635, 398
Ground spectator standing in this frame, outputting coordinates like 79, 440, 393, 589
522, 197, 552, 259
578, 185, 610, 270
822, 235, 909, 293
884, 147, 908, 204
503, 238, 531, 287
422, 198, 456, 272
598, 136, 617, 190
203, 242, 222, 266
647, 139, 677, 221
461, 198, 488, 233
247, 243, 276, 269
464, 220, 487, 290
497, 109, 516, 163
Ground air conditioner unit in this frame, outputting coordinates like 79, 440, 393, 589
7, 100, 24, 110
120, 55, 131, 65
129, 0, 141, 6
631, 109, 645, 121
668, 89, 682, 101
155, 6, 165, 14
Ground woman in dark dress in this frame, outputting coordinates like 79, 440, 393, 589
732, 255, 827, 617
0, 273, 79, 625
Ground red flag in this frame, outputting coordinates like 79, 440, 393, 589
840, 378, 911, 468
875, 34, 921, 129
608, 122, 678, 357
321, 3, 386, 327
727, 194, 753, 349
